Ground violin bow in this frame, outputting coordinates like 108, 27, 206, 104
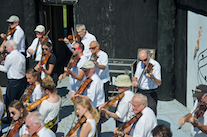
71, 28, 75, 42
135, 61, 150, 93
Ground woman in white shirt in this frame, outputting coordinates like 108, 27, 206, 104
38, 75, 61, 133
70, 99, 99, 137
3, 100, 29, 137
23, 69, 42, 106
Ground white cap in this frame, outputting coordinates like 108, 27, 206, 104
7, 15, 20, 22
34, 25, 45, 32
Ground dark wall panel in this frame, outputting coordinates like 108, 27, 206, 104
74, 0, 158, 59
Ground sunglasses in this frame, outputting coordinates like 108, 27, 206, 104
9, 22, 14, 25
72, 47, 81, 50
10, 111, 16, 115
139, 58, 148, 62
42, 47, 50, 51
89, 46, 97, 50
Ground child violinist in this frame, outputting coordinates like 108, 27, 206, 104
38, 75, 61, 133
69, 99, 99, 137
35, 41, 57, 85
23, 68, 42, 107
2, 100, 29, 137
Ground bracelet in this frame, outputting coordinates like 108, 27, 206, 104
123, 133, 126, 137
151, 78, 154, 82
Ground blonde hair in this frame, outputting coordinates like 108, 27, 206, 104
41, 75, 56, 93
77, 99, 100, 123
0, 87, 5, 113
26, 68, 41, 83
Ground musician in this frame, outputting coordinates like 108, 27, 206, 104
35, 41, 57, 85
38, 75, 61, 133
64, 24, 97, 59
2, 100, 29, 137
25, 112, 56, 137
0, 40, 26, 124
99, 74, 134, 128
0, 15, 25, 54
74, 60, 105, 137
26, 25, 51, 68
58, 42, 87, 96
69, 99, 99, 137
178, 84, 207, 136
132, 50, 161, 115
24, 68, 42, 106
89, 41, 110, 101
114, 94, 157, 137
0, 88, 5, 136
151, 124, 172, 137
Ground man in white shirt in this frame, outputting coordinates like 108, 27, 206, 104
99, 74, 134, 128
132, 50, 161, 115
114, 93, 157, 137
0, 15, 26, 54
26, 112, 56, 137
64, 24, 97, 59
26, 25, 51, 68
0, 40, 26, 123
89, 41, 110, 101
75, 60, 105, 137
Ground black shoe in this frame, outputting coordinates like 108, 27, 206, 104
2, 118, 12, 124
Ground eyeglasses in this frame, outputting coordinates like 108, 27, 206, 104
72, 47, 81, 50
89, 46, 97, 50
139, 58, 148, 62
77, 29, 84, 34
10, 111, 16, 115
129, 101, 141, 108
9, 22, 14, 25
26, 123, 36, 129
42, 48, 49, 51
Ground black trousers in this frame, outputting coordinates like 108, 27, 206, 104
104, 81, 110, 102
137, 88, 158, 116
5, 77, 26, 109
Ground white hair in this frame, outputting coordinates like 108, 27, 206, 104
134, 93, 148, 106
26, 112, 44, 126
76, 24, 86, 30
5, 40, 17, 49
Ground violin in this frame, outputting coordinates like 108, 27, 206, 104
58, 34, 81, 44
39, 30, 50, 45
0, 52, 8, 64
114, 112, 142, 136
2, 28, 17, 40
38, 53, 51, 73
99, 93, 125, 115
7, 118, 24, 137
65, 116, 87, 137
72, 78, 93, 103
22, 84, 36, 103
27, 95, 49, 112
90, 53, 98, 63
66, 56, 80, 76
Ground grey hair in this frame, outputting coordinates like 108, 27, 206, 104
5, 40, 17, 49
76, 24, 86, 30
134, 93, 148, 106
26, 112, 44, 126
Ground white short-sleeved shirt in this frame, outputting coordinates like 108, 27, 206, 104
37, 126, 56, 137
134, 58, 161, 90
82, 73, 105, 108
92, 50, 110, 83
70, 55, 88, 92
0, 101, 4, 130
66, 31, 97, 58
29, 84, 43, 103
129, 107, 157, 137
191, 99, 207, 137
14, 124, 29, 137
0, 50, 25, 79
7, 25, 25, 53
39, 97, 61, 125
26, 38, 52, 61
115, 90, 135, 122
77, 119, 96, 137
